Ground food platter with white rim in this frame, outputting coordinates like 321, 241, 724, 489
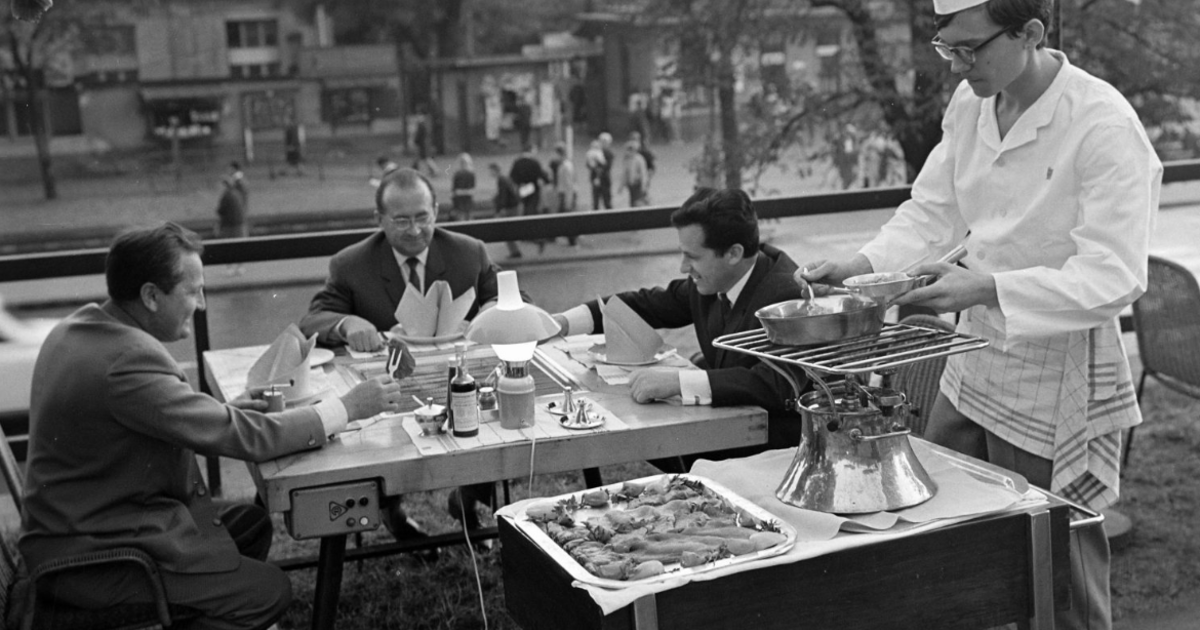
512, 473, 797, 589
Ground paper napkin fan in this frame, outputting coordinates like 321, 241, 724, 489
247, 324, 318, 401
601, 295, 662, 364
394, 280, 475, 337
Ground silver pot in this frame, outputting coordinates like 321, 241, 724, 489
755, 294, 885, 346
776, 385, 937, 513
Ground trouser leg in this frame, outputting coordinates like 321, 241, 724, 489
43, 501, 291, 630
928, 393, 1113, 630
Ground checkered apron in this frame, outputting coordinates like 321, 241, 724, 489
941, 305, 1141, 510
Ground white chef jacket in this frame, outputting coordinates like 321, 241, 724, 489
859, 51, 1162, 510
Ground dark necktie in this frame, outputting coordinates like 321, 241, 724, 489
718, 293, 732, 327
405, 257, 421, 291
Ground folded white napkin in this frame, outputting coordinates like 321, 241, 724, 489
247, 324, 319, 401
394, 280, 475, 338
600, 295, 662, 364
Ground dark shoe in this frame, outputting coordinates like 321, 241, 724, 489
447, 488, 482, 532
382, 499, 439, 562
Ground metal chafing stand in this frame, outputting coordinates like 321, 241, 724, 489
713, 322, 990, 513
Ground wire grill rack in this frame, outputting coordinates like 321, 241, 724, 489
712, 323, 989, 376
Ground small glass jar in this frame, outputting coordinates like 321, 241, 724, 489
478, 386, 499, 422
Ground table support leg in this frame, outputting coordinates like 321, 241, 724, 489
583, 467, 603, 488
1027, 508, 1055, 630
311, 534, 348, 630
632, 594, 659, 630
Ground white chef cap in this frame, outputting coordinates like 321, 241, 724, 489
933, 0, 989, 15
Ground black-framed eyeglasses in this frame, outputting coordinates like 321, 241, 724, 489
931, 28, 1008, 66
384, 214, 433, 230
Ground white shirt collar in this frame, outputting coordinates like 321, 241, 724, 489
723, 258, 756, 307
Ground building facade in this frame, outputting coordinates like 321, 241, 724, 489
0, 0, 403, 157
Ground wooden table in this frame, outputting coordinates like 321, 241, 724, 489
203, 336, 769, 630
500, 448, 1076, 630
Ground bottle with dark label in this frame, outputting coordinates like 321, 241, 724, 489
450, 343, 479, 437
445, 355, 458, 431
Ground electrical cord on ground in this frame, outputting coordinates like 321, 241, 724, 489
456, 490, 489, 630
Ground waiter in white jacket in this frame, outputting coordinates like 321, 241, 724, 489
796, 1, 1160, 628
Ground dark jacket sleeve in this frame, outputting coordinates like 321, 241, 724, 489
586, 278, 695, 334
299, 246, 365, 344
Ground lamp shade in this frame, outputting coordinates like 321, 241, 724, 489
465, 271, 561, 346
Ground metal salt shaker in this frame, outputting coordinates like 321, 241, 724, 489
562, 386, 575, 415
263, 385, 285, 413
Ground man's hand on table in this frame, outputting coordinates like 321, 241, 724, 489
229, 392, 269, 412
341, 316, 385, 352
628, 368, 682, 403
340, 376, 404, 420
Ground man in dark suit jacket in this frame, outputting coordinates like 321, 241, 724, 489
300, 168, 516, 541
20, 223, 400, 629
300, 168, 507, 353
552, 188, 808, 471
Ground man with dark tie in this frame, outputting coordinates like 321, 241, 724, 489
299, 167, 514, 545
550, 188, 808, 471
300, 168, 506, 352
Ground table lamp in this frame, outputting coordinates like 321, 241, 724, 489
465, 270, 560, 429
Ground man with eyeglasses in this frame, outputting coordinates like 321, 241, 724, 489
301, 168, 508, 352
796, 1, 1160, 628
300, 168, 516, 545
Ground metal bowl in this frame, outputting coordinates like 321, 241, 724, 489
843, 272, 927, 301
755, 295, 885, 346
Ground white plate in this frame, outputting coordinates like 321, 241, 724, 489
587, 343, 673, 366
512, 473, 797, 589
309, 348, 335, 367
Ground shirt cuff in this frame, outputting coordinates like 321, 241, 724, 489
314, 397, 349, 436
563, 305, 595, 336
679, 370, 713, 406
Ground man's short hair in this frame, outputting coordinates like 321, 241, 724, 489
106, 222, 204, 302
670, 188, 759, 256
374, 167, 437, 215
934, 0, 1053, 49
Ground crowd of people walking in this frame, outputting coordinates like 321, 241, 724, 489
358, 128, 660, 260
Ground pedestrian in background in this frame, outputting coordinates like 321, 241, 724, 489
412, 108, 439, 177
283, 124, 304, 177
370, 155, 400, 188
598, 132, 616, 209
510, 145, 551, 253
451, 153, 476, 222
630, 130, 656, 203
619, 140, 649, 207
550, 143, 579, 247
489, 163, 523, 259
216, 161, 249, 239
586, 139, 609, 210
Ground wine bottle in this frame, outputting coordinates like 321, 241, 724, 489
450, 343, 479, 437
445, 355, 458, 431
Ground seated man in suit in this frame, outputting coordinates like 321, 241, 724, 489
552, 187, 808, 471
20, 223, 402, 630
299, 167, 513, 540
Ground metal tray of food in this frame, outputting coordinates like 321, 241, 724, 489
510, 473, 797, 589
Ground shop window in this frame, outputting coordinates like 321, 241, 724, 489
0, 87, 81, 137
227, 19, 279, 49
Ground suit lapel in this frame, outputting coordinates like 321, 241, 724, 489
375, 236, 407, 307
713, 254, 771, 367
424, 232, 448, 292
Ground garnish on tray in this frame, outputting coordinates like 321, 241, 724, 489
524, 475, 790, 582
